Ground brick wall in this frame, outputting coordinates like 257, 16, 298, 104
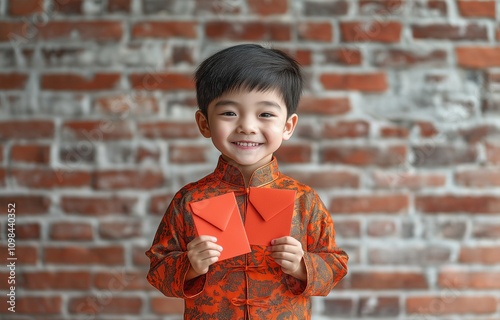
1, 0, 500, 319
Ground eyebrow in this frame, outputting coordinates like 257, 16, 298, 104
214, 100, 282, 109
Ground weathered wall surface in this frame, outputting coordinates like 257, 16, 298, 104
1, 0, 500, 319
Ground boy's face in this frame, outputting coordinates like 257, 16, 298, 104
196, 89, 298, 175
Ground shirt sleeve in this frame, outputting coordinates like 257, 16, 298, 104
287, 190, 348, 296
145, 192, 206, 298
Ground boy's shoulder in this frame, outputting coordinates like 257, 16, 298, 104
277, 172, 318, 196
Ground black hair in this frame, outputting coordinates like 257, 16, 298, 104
195, 44, 303, 118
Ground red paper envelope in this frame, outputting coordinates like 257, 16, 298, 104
245, 187, 296, 245
189, 192, 251, 261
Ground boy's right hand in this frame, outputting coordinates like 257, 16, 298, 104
186, 235, 223, 279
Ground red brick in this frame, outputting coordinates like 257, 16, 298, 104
205, 21, 291, 41
45, 246, 124, 265
298, 96, 351, 115
11, 169, 91, 189
331, 220, 360, 238
456, 47, 500, 69
428, 0, 448, 15
295, 49, 313, 66
136, 145, 161, 163
323, 298, 354, 317
417, 195, 500, 214
323, 120, 369, 139
412, 145, 477, 167
459, 246, 500, 264
0, 21, 24, 42
129, 73, 194, 90
108, 0, 130, 12
248, 0, 288, 15
138, 121, 200, 139
274, 144, 312, 163
298, 22, 333, 42
459, 124, 500, 143
60, 196, 136, 215
473, 222, 500, 239
149, 193, 174, 215
407, 295, 497, 315
94, 94, 159, 116
132, 245, 150, 266
94, 271, 151, 291
457, 0, 496, 18
323, 48, 362, 65
486, 142, 500, 164
15, 223, 41, 239
21, 271, 91, 290
69, 296, 142, 314
455, 169, 500, 187
38, 21, 123, 41
358, 296, 399, 317
320, 72, 388, 92
345, 272, 428, 290
359, 0, 404, 14
0, 120, 54, 140
62, 120, 133, 140
341, 21, 402, 43
50, 222, 93, 241
10, 144, 50, 164
322, 145, 406, 167
169, 145, 208, 163
373, 49, 447, 68
93, 170, 164, 190
0, 195, 51, 215
415, 121, 438, 137
0, 169, 5, 187
331, 194, 409, 214
370, 246, 451, 265
151, 297, 185, 314
8, 0, 43, 15
54, 0, 83, 14
372, 171, 446, 189
303, 0, 349, 16
99, 221, 142, 239
413, 23, 487, 40
439, 270, 500, 289
0, 73, 28, 89
2, 296, 62, 314
283, 170, 359, 189
132, 21, 197, 39
367, 220, 397, 237
42, 73, 121, 91
380, 125, 409, 138
0, 245, 38, 265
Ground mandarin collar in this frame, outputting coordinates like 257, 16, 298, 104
214, 156, 280, 188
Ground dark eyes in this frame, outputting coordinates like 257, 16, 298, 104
218, 112, 275, 118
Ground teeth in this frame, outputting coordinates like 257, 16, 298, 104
235, 142, 260, 147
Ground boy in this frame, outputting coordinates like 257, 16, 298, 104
146, 44, 348, 319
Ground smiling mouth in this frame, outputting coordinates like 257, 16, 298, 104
233, 141, 261, 147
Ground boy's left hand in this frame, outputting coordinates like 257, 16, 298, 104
270, 236, 306, 281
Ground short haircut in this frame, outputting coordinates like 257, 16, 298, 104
195, 44, 303, 118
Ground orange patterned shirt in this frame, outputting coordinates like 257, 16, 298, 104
146, 156, 348, 319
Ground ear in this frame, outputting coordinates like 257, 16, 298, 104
195, 110, 211, 138
282, 113, 298, 141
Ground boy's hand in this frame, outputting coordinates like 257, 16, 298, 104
270, 236, 306, 281
186, 235, 223, 280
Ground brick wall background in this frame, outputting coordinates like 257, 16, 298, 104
1, 0, 500, 319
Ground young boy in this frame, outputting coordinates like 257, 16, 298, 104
146, 44, 348, 319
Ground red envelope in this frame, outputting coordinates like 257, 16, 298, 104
245, 187, 296, 245
190, 192, 251, 261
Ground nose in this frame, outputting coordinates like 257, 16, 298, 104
237, 116, 256, 134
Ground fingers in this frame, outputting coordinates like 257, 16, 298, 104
269, 236, 304, 275
187, 235, 223, 275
